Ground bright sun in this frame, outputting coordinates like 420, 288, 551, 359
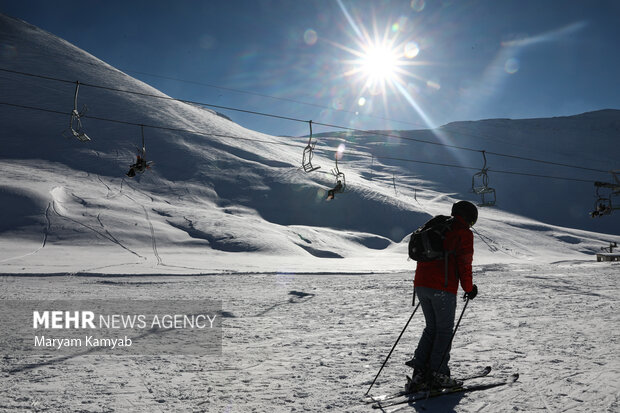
360, 45, 398, 83
332, 25, 422, 96
326, 1, 438, 129
327, 0, 431, 123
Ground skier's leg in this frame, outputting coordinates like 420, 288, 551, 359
428, 289, 456, 376
412, 287, 435, 372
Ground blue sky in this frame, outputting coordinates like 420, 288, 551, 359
2, 0, 620, 137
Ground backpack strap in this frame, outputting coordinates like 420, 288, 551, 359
442, 218, 458, 287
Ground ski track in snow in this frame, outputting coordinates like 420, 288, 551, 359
121, 189, 163, 266
1, 263, 618, 412
50, 199, 144, 260
0, 203, 51, 265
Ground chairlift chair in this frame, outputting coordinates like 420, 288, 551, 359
476, 187, 496, 207
331, 157, 346, 192
302, 120, 320, 172
302, 142, 320, 172
591, 180, 619, 217
126, 125, 153, 178
69, 81, 90, 142
471, 151, 496, 206
326, 157, 346, 200
471, 170, 491, 193
591, 196, 615, 218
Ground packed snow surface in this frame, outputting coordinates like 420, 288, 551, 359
1, 262, 619, 412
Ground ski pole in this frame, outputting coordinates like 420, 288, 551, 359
365, 301, 421, 396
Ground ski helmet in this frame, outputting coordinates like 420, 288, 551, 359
451, 200, 478, 226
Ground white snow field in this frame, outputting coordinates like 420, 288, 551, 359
1, 263, 619, 412
1, 13, 619, 412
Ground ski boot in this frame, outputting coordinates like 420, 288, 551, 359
405, 369, 429, 393
431, 372, 463, 389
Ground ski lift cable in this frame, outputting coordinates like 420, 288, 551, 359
2, 67, 609, 173
313, 120, 607, 173
0, 100, 465, 177
345, 149, 596, 183
0, 100, 602, 185
0, 67, 610, 175
3, 51, 585, 158
123, 68, 433, 129
0, 101, 305, 150
126, 68, 620, 169
0, 54, 523, 139
0, 67, 304, 123
119, 67, 610, 165
3, 53, 603, 170
0, 100, 604, 185
484, 150, 605, 173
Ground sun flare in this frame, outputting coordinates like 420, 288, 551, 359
328, 0, 441, 129
360, 45, 398, 83
329, 17, 425, 97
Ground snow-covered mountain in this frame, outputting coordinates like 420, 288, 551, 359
1, 13, 618, 275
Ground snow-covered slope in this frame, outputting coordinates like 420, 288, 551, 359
0, 13, 618, 275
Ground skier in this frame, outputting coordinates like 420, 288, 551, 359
405, 200, 479, 391
326, 180, 344, 200
590, 202, 611, 217
126, 155, 148, 178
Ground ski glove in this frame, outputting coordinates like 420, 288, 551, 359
463, 284, 478, 301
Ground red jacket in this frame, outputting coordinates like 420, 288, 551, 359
414, 216, 474, 295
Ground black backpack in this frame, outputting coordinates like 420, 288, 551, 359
408, 215, 454, 261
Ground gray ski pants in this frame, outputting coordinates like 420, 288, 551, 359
412, 286, 457, 376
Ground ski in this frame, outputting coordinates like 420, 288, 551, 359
364, 365, 491, 404
372, 373, 519, 409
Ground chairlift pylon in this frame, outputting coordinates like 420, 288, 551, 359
69, 81, 90, 142
126, 125, 153, 178
471, 150, 496, 206
302, 120, 320, 172
326, 156, 346, 201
